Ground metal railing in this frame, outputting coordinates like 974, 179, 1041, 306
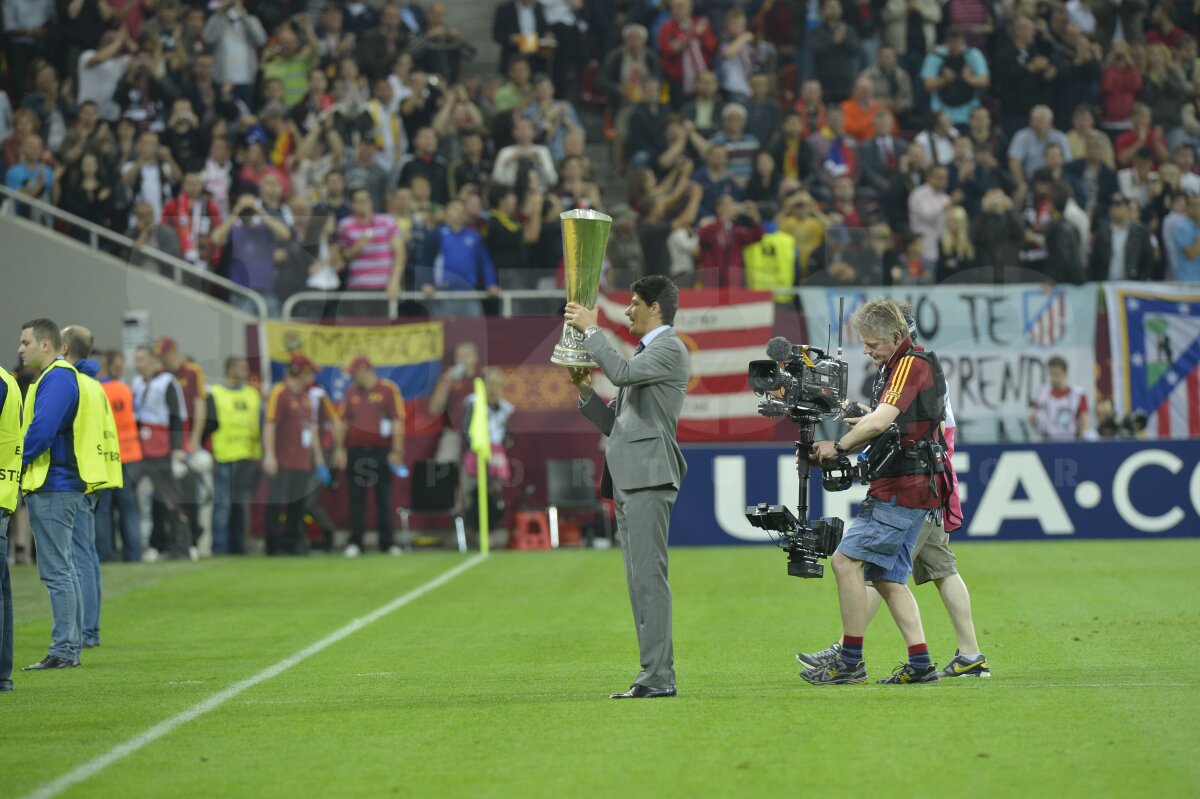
0, 183, 270, 385
282, 289, 566, 320
0, 183, 270, 318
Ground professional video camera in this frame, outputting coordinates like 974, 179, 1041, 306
745, 314, 858, 578
747, 338, 850, 422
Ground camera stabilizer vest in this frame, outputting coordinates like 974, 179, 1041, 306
868, 349, 948, 482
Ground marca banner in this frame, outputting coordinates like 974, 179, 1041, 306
1105, 282, 1200, 439
670, 439, 1200, 545
264, 321, 444, 402
799, 285, 1098, 441
594, 288, 777, 441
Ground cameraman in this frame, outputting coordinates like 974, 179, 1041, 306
803, 298, 950, 685
800, 306, 989, 679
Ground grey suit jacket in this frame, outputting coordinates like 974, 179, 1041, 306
578, 328, 690, 498
858, 136, 897, 195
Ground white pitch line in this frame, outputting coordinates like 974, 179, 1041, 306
23, 554, 486, 799
966, 682, 1190, 689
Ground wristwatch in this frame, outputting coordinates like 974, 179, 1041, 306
834, 440, 847, 455
584, 326, 601, 338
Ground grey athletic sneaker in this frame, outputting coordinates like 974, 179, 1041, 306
796, 641, 842, 669
800, 658, 868, 685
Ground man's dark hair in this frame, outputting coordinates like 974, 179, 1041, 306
1047, 356, 1068, 371
22, 318, 61, 350
350, 186, 373, 204
1134, 147, 1153, 163
631, 276, 679, 325
61, 326, 94, 360
225, 356, 247, 374
487, 183, 515, 208
103, 349, 123, 372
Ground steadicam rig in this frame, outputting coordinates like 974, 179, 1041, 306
744, 301, 854, 578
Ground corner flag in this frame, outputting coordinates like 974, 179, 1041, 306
468, 377, 491, 554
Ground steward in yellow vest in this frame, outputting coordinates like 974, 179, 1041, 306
0, 366, 22, 513
21, 358, 122, 495
743, 227, 798, 302
0, 362, 19, 686
208, 356, 262, 556
209, 382, 263, 463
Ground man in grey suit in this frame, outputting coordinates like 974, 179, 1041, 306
858, 110, 901, 201
565, 276, 690, 699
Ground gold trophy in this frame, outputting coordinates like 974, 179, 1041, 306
551, 209, 612, 368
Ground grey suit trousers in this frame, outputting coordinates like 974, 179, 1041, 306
613, 483, 677, 688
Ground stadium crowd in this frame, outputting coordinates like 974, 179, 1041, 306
1, 0, 1198, 317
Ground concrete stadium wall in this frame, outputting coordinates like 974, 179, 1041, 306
0, 215, 254, 379
447, 0, 501, 78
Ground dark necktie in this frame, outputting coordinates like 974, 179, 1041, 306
634, 341, 646, 356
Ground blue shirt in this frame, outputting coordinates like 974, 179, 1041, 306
694, 168, 744, 219
1170, 217, 1200, 281
6, 162, 53, 193
1007, 127, 1072, 182
22, 357, 83, 493
640, 325, 671, 349
0, 374, 8, 429
421, 224, 499, 291
920, 46, 990, 125
6, 162, 53, 209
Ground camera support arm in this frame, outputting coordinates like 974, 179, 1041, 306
793, 418, 817, 530
815, 401, 900, 459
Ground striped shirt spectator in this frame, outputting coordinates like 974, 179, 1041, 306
336, 188, 405, 292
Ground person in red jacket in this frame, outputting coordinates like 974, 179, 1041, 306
161, 171, 222, 268
334, 357, 405, 557
656, 0, 718, 106
1114, 103, 1171, 169
696, 194, 764, 287
1099, 42, 1142, 131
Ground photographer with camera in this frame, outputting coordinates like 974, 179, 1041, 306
802, 298, 952, 685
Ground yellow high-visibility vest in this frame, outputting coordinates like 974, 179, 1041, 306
21, 359, 123, 495
209, 383, 263, 463
0, 366, 22, 512
744, 229, 798, 302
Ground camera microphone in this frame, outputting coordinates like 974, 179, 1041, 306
765, 336, 793, 362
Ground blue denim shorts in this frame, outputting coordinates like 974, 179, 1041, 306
836, 497, 929, 584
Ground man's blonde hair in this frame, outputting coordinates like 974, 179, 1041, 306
852, 298, 907, 341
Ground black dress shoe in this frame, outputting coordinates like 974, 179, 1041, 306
610, 683, 677, 699
22, 655, 77, 671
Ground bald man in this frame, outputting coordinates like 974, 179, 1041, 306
61, 326, 107, 650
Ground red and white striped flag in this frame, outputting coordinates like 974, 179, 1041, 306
592, 289, 778, 441
1025, 288, 1069, 347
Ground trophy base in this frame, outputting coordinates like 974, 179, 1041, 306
550, 347, 598, 369
550, 322, 598, 368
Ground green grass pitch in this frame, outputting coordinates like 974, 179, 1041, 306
2, 540, 1198, 798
